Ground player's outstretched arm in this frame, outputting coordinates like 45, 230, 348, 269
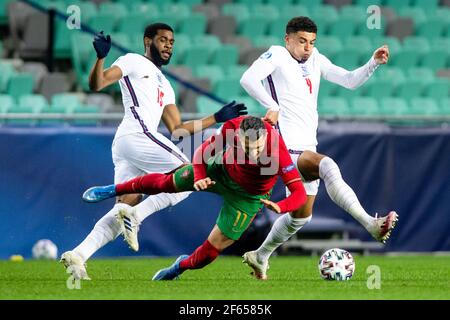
321, 44, 389, 90
162, 100, 247, 136
88, 31, 122, 91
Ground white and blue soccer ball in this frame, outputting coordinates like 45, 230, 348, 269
318, 248, 355, 281
32, 239, 58, 260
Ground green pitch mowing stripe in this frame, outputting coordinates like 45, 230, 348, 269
0, 256, 449, 300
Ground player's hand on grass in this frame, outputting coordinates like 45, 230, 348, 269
214, 100, 247, 123
260, 198, 281, 214
263, 109, 279, 126
373, 45, 389, 65
93, 31, 111, 59
193, 177, 216, 191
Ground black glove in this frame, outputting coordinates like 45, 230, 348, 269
214, 100, 248, 123
93, 31, 111, 59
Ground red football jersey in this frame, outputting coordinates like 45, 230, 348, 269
193, 116, 306, 213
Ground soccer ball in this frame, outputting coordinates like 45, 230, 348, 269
32, 239, 58, 260
318, 248, 355, 281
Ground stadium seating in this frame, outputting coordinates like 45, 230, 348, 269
279, 6, 310, 22
364, 79, 396, 98
318, 80, 336, 97
331, 49, 363, 70
251, 4, 280, 22
0, 0, 447, 125
214, 78, 243, 99
344, 36, 373, 56
379, 97, 409, 116
420, 49, 448, 71
178, 13, 207, 36
5, 93, 46, 125
0, 94, 15, 114
423, 79, 450, 100
375, 66, 406, 84
72, 104, 101, 126
222, 3, 249, 24
318, 36, 343, 57
196, 95, 223, 115
7, 73, 34, 100
440, 98, 450, 114
211, 44, 239, 70
318, 97, 351, 117
19, 94, 49, 111
395, 80, 424, 101
349, 97, 380, 116
408, 97, 440, 115
194, 65, 224, 87
398, 7, 428, 25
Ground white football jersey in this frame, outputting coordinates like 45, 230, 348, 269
112, 53, 175, 139
241, 45, 378, 151
261, 46, 322, 150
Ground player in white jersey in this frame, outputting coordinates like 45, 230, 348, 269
240, 17, 398, 279
61, 23, 247, 280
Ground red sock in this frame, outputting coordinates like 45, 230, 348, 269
115, 173, 176, 195
179, 240, 221, 271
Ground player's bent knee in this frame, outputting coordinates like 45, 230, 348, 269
298, 151, 325, 180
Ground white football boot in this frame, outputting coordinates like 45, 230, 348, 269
368, 211, 399, 244
242, 250, 269, 280
116, 204, 140, 252
60, 251, 91, 280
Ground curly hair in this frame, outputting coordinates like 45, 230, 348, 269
286, 16, 317, 34
144, 23, 173, 39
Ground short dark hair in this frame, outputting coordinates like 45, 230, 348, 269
240, 116, 266, 141
286, 16, 317, 34
144, 23, 174, 39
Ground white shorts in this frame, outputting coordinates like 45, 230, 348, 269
286, 146, 320, 197
112, 131, 189, 184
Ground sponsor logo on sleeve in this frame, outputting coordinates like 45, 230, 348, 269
259, 51, 272, 59
282, 163, 296, 174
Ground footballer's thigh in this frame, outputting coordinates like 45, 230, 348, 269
113, 132, 189, 175
286, 151, 320, 215
112, 132, 187, 205
297, 150, 325, 181
215, 190, 269, 244
113, 146, 145, 206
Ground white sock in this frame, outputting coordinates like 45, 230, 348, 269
134, 191, 191, 222
73, 192, 191, 262
257, 214, 312, 262
73, 203, 127, 262
319, 157, 373, 229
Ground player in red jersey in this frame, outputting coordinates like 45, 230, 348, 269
82, 116, 307, 280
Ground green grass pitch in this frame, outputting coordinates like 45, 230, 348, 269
1, 256, 449, 300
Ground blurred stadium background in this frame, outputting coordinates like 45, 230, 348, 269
0, 0, 449, 260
